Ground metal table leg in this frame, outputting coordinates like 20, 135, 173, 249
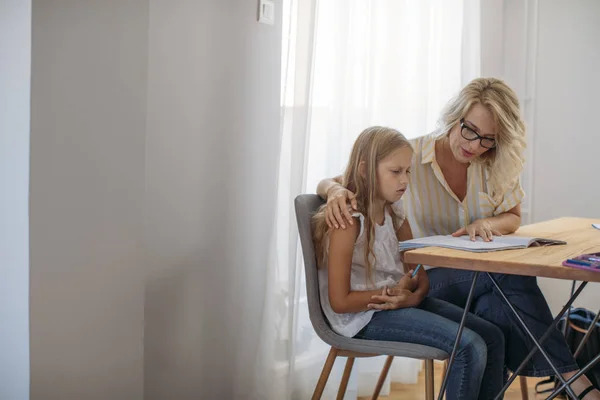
563, 280, 577, 337
493, 280, 589, 400
487, 273, 586, 400
574, 307, 600, 358
436, 271, 480, 400
546, 352, 600, 400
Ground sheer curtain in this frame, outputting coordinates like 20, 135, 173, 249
255, 1, 481, 398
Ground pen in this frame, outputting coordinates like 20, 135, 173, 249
581, 255, 600, 262
566, 258, 594, 266
411, 264, 423, 277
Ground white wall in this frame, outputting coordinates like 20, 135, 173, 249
488, 0, 600, 314
29, 1, 148, 398
0, 1, 31, 399
531, 0, 600, 223
530, 0, 600, 314
143, 1, 282, 399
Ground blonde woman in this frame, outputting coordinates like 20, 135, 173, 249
318, 78, 599, 398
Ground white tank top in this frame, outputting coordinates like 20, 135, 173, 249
318, 206, 406, 337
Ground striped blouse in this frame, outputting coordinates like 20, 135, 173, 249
394, 134, 525, 242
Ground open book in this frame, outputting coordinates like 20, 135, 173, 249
399, 235, 567, 253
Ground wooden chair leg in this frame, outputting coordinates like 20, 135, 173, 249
441, 359, 448, 381
519, 375, 529, 400
312, 347, 338, 400
425, 359, 435, 400
371, 355, 394, 400
336, 357, 355, 400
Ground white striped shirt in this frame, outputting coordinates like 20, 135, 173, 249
395, 134, 525, 241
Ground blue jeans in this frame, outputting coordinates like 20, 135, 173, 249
428, 268, 579, 377
354, 297, 505, 400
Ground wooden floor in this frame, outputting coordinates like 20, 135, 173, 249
358, 361, 548, 400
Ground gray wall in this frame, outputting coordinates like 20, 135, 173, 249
29, 1, 148, 398
16, 0, 281, 398
0, 1, 31, 399
143, 1, 282, 398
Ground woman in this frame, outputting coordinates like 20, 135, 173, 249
317, 77, 599, 398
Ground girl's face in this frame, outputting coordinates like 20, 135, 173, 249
448, 103, 497, 163
376, 146, 413, 203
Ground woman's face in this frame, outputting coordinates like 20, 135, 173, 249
448, 103, 497, 163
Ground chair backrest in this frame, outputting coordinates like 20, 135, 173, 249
294, 194, 333, 343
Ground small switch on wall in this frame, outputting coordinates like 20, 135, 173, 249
258, 0, 275, 25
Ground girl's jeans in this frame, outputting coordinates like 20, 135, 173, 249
355, 296, 505, 400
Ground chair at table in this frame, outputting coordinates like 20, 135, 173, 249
295, 194, 449, 399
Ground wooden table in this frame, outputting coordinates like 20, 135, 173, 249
405, 217, 600, 283
404, 217, 600, 400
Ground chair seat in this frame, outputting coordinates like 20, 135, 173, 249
313, 317, 449, 360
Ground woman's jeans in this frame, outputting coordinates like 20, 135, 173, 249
355, 297, 505, 400
428, 267, 579, 377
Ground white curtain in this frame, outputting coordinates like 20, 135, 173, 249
254, 1, 481, 398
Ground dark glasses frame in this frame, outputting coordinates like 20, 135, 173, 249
459, 118, 496, 149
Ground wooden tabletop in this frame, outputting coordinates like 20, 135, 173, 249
404, 217, 600, 282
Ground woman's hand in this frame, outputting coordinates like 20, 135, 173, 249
452, 219, 502, 242
367, 287, 416, 310
325, 186, 358, 229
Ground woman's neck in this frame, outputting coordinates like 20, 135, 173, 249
436, 136, 468, 169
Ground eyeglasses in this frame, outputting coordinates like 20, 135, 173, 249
460, 118, 496, 149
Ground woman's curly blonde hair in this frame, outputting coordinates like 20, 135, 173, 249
435, 77, 526, 202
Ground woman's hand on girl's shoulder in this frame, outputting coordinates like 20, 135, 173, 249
325, 186, 358, 230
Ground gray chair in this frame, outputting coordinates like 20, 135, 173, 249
294, 194, 449, 400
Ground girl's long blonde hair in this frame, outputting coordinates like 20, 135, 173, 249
312, 127, 413, 286
435, 77, 526, 202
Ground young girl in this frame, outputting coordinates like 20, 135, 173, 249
312, 127, 506, 400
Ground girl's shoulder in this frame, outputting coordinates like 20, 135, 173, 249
327, 215, 362, 258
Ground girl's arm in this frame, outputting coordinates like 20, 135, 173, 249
367, 220, 429, 310
397, 219, 429, 301
328, 219, 395, 313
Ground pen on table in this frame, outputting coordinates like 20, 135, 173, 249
411, 264, 423, 277
566, 258, 594, 266
580, 255, 600, 262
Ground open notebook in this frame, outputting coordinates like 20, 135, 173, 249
399, 235, 567, 253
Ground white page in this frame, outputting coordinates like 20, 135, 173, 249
399, 235, 531, 251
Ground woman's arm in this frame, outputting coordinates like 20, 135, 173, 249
452, 204, 521, 241
328, 219, 413, 313
316, 176, 343, 199
316, 176, 358, 229
484, 204, 521, 234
